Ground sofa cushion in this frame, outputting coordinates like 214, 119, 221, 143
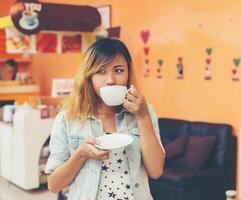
169, 135, 217, 170
153, 168, 224, 187
189, 122, 232, 168
165, 135, 189, 163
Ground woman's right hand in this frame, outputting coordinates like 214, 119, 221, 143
77, 138, 110, 160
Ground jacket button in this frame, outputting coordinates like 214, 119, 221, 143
134, 183, 139, 188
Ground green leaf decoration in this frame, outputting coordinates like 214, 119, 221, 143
176, 64, 183, 69
233, 58, 240, 67
206, 48, 212, 56
158, 59, 163, 66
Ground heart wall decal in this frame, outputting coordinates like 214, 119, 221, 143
140, 30, 150, 44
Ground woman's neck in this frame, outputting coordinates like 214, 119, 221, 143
97, 103, 122, 117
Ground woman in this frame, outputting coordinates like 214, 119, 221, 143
45, 38, 165, 200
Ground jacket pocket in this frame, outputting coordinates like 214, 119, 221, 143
69, 135, 85, 150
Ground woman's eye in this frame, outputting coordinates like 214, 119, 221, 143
115, 69, 124, 73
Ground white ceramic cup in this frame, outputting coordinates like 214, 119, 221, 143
100, 85, 128, 106
22, 10, 38, 26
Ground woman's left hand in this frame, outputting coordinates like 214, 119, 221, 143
122, 85, 148, 116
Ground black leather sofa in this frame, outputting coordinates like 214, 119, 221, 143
149, 118, 237, 200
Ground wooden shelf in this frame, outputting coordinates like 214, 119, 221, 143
0, 84, 39, 94
0, 58, 31, 64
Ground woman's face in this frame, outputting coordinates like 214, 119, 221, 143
91, 54, 129, 97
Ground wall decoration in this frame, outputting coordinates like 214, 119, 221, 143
61, 34, 81, 53
176, 57, 184, 79
156, 59, 163, 79
144, 47, 150, 56
97, 5, 111, 29
51, 79, 74, 97
36, 32, 57, 53
107, 26, 121, 38
96, 5, 121, 39
232, 58, 240, 81
5, 26, 31, 53
143, 59, 150, 77
204, 58, 212, 80
204, 47, 212, 80
140, 30, 150, 77
140, 30, 150, 44
10, 0, 101, 35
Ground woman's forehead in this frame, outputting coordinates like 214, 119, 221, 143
101, 54, 128, 68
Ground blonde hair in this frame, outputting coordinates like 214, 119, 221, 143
61, 38, 133, 122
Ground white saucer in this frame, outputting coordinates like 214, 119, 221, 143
95, 134, 133, 150
19, 17, 39, 30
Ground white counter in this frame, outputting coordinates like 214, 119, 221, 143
0, 107, 53, 190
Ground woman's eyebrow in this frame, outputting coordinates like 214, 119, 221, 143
114, 65, 125, 68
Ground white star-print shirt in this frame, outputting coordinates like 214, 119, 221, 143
96, 147, 135, 200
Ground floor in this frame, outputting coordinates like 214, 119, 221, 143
0, 177, 57, 200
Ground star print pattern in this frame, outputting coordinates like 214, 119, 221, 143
125, 184, 131, 190
108, 191, 117, 198
101, 165, 109, 172
96, 147, 135, 200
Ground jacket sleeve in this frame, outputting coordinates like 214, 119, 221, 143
147, 104, 166, 156
45, 111, 71, 174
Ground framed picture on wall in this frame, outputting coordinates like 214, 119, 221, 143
97, 5, 112, 29
5, 27, 31, 54
60, 33, 82, 53
36, 32, 58, 53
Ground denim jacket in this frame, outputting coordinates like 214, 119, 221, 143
45, 104, 164, 200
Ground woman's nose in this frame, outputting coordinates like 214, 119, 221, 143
106, 72, 116, 86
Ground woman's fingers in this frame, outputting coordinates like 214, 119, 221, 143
95, 150, 110, 160
87, 144, 110, 160
82, 138, 110, 160
126, 93, 137, 103
85, 138, 100, 145
128, 85, 138, 97
123, 99, 135, 109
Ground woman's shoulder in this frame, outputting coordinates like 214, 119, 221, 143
54, 110, 92, 133
54, 110, 67, 122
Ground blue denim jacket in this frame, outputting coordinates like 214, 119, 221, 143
45, 104, 164, 200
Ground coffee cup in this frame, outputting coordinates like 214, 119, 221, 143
100, 85, 127, 106
22, 10, 38, 26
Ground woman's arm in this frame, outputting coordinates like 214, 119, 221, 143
47, 138, 110, 193
46, 112, 110, 193
135, 105, 165, 179
123, 85, 165, 179
47, 149, 87, 193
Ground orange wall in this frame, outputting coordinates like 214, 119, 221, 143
36, 0, 241, 136
2, 0, 241, 133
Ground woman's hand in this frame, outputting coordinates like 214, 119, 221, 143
77, 138, 110, 160
123, 85, 148, 117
